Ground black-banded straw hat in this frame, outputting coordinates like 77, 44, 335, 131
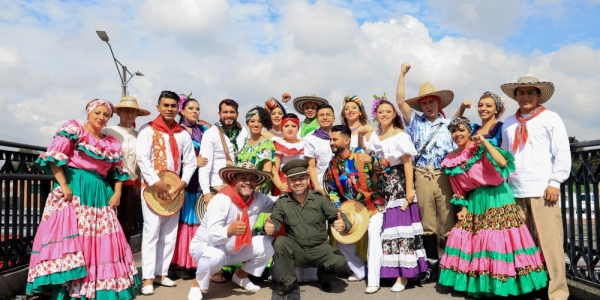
500, 75, 555, 104
219, 162, 273, 187
292, 94, 329, 115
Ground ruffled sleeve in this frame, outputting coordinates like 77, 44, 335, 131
392, 132, 417, 157
255, 139, 276, 164
486, 146, 515, 179
442, 143, 485, 176
35, 120, 80, 174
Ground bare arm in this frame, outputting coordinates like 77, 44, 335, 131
49, 163, 72, 201
396, 63, 413, 124
272, 154, 286, 191
474, 135, 507, 167
453, 100, 472, 119
307, 157, 322, 192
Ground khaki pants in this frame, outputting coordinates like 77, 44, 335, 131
415, 171, 455, 236
516, 197, 569, 300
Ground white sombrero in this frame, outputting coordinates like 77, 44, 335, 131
292, 94, 329, 115
331, 200, 370, 245
218, 162, 273, 187
500, 75, 555, 104
143, 170, 184, 216
405, 82, 454, 112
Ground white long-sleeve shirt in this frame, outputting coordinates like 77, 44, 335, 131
136, 123, 197, 187
190, 192, 275, 251
501, 110, 571, 198
304, 134, 333, 188
198, 126, 248, 193
102, 125, 139, 181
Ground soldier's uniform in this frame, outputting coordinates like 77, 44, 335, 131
270, 159, 351, 299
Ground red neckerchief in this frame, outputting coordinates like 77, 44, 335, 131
148, 115, 184, 170
513, 105, 546, 152
219, 184, 254, 251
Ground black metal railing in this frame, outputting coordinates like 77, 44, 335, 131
562, 139, 600, 288
0, 140, 144, 274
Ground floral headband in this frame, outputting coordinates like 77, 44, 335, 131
371, 93, 387, 121
86, 99, 113, 117
178, 91, 193, 114
343, 95, 364, 112
481, 91, 504, 116
245, 108, 260, 123
265, 97, 287, 114
448, 116, 472, 133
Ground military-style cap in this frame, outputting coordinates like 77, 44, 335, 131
282, 159, 309, 178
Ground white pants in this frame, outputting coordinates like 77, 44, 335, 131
141, 189, 180, 279
337, 212, 383, 287
190, 236, 274, 290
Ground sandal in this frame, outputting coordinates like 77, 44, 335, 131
210, 271, 227, 283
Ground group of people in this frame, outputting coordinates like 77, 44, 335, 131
24, 62, 571, 300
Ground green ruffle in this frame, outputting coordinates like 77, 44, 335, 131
76, 144, 123, 163
35, 155, 68, 175
486, 147, 515, 179
444, 245, 541, 263
109, 169, 130, 182
51, 275, 140, 300
451, 194, 469, 207
439, 267, 548, 298
26, 266, 87, 294
57, 129, 80, 141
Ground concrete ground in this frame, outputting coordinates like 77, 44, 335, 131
133, 252, 546, 300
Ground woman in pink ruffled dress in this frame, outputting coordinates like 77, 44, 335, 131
271, 113, 305, 196
26, 99, 139, 299
438, 117, 547, 298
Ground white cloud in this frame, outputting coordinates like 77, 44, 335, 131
139, 0, 230, 35
0, 0, 599, 148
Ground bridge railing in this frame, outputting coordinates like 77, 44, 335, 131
562, 139, 600, 288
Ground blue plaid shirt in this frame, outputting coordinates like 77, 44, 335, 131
404, 110, 455, 169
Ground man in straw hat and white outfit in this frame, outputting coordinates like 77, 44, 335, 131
292, 94, 329, 138
137, 90, 197, 295
325, 125, 390, 294
102, 96, 150, 243
500, 75, 571, 300
395, 63, 455, 282
265, 159, 351, 300
187, 162, 276, 300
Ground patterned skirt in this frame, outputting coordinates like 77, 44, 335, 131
171, 190, 201, 269
439, 182, 548, 297
379, 164, 428, 279
26, 168, 139, 300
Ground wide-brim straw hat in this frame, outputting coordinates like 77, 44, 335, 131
500, 75, 555, 104
405, 82, 454, 112
115, 96, 151, 116
143, 170, 184, 216
292, 94, 329, 115
219, 162, 273, 187
331, 200, 370, 245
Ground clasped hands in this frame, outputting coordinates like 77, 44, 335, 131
153, 180, 186, 202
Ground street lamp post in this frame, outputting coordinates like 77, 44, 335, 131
96, 30, 144, 97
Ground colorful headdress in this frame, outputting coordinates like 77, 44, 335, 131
245, 108, 260, 123
343, 95, 364, 111
448, 116, 472, 133
371, 93, 387, 122
86, 99, 113, 117
178, 91, 193, 114
265, 97, 287, 114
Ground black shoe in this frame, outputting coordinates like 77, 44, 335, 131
319, 282, 332, 293
272, 283, 301, 300
420, 261, 439, 284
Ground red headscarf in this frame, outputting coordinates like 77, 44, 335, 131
148, 116, 184, 170
219, 184, 254, 251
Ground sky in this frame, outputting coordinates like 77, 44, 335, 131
1, 0, 600, 146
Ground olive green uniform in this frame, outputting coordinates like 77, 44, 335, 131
271, 190, 351, 287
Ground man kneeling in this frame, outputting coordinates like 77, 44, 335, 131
188, 162, 275, 300
265, 159, 351, 300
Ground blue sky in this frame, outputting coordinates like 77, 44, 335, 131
1, 0, 599, 144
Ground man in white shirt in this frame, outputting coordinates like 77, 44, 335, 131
102, 96, 150, 242
136, 91, 197, 295
304, 104, 335, 193
187, 162, 275, 300
500, 75, 571, 300
199, 99, 248, 204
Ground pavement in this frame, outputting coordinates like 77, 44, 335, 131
132, 252, 546, 300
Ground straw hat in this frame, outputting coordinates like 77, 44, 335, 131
143, 170, 184, 216
115, 96, 151, 116
218, 162, 273, 187
500, 75, 555, 104
331, 200, 370, 245
405, 82, 454, 111
195, 194, 207, 222
292, 94, 329, 115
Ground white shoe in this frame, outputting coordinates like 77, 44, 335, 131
347, 273, 362, 282
141, 285, 155, 295
153, 277, 177, 287
188, 287, 203, 300
365, 286, 380, 294
391, 278, 407, 292
232, 273, 261, 292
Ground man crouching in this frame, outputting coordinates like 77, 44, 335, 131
188, 162, 275, 300
265, 159, 351, 300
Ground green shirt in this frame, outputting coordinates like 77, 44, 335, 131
271, 190, 352, 248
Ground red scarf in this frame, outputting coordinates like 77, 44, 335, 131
148, 116, 184, 170
513, 105, 546, 152
219, 184, 254, 251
